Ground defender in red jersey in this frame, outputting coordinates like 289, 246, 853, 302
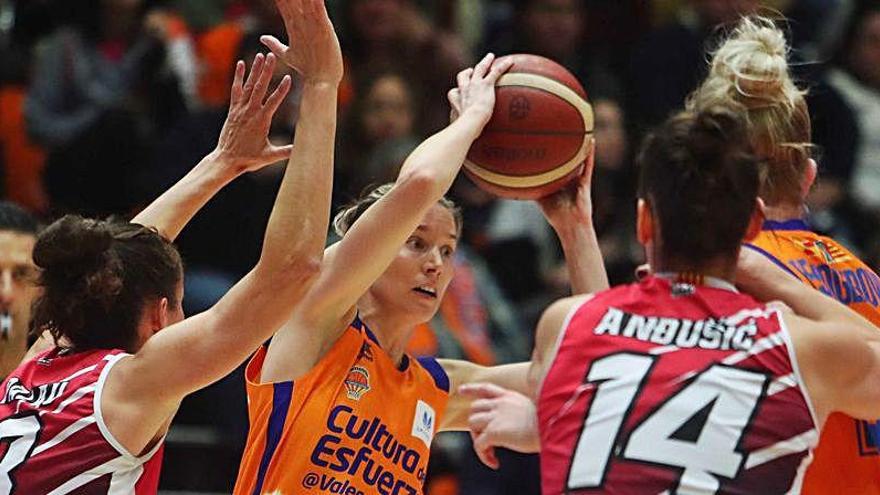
0, 10, 340, 490
462, 108, 880, 494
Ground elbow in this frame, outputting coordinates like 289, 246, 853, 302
396, 169, 444, 201
281, 255, 322, 285
258, 253, 322, 288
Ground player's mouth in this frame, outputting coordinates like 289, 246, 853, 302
413, 285, 438, 299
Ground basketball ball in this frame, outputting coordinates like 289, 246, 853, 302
463, 54, 594, 200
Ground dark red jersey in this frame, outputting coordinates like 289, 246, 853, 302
0, 347, 164, 494
538, 275, 818, 495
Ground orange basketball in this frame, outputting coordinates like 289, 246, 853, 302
464, 54, 594, 200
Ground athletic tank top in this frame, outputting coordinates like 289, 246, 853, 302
539, 275, 818, 494
0, 347, 164, 494
234, 318, 450, 495
749, 219, 880, 495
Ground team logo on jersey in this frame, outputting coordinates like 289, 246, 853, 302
411, 400, 435, 448
344, 365, 371, 401
796, 237, 850, 265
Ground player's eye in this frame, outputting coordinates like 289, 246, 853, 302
12, 266, 35, 283
407, 237, 427, 252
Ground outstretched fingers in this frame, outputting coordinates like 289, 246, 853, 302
242, 53, 266, 103
264, 74, 292, 114
249, 53, 277, 106
230, 60, 246, 106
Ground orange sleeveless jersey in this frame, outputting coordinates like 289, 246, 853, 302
234, 318, 450, 495
747, 219, 880, 495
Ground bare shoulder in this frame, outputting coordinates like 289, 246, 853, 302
534, 294, 593, 362
779, 309, 880, 422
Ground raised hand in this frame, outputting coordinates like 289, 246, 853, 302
448, 53, 513, 131
537, 141, 596, 229
214, 53, 293, 173
260, 0, 343, 85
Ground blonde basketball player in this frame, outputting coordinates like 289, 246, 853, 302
233, 4, 607, 495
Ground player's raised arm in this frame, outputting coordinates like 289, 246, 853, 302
103, 0, 342, 456
131, 54, 293, 241
537, 148, 609, 295
259, 53, 513, 382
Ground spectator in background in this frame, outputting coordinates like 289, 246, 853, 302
589, 90, 642, 284
339, 0, 470, 133
819, 1, 880, 263
195, 0, 286, 109
0, 201, 39, 378
630, 0, 759, 129
483, 0, 622, 98
25, 0, 196, 218
0, 0, 55, 214
337, 71, 420, 203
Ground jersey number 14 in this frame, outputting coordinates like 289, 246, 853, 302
567, 352, 767, 494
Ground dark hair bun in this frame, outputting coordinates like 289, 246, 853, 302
687, 106, 751, 173
33, 215, 114, 273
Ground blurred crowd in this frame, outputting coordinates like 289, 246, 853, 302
0, 0, 877, 493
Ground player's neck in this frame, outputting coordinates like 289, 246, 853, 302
763, 201, 807, 222
356, 306, 413, 367
651, 256, 737, 286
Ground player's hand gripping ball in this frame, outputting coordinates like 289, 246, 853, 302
464, 54, 594, 200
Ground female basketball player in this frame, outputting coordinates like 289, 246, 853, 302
0, 0, 342, 490
686, 17, 880, 494
233, 7, 606, 495
464, 104, 880, 494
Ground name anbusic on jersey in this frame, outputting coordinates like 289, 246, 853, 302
595, 307, 759, 351
1, 377, 68, 409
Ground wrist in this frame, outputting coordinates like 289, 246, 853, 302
454, 110, 490, 138
200, 149, 244, 181
551, 211, 594, 236
300, 80, 341, 92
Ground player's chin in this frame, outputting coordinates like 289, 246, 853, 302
408, 290, 441, 318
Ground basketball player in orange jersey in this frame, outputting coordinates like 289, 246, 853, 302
685, 16, 880, 494
0, 7, 341, 489
233, 4, 608, 495
461, 106, 880, 494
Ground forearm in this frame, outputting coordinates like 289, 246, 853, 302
747, 266, 870, 330
260, 83, 337, 269
131, 151, 236, 240
396, 113, 483, 196
553, 218, 609, 295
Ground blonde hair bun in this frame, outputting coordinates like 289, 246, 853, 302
693, 16, 803, 111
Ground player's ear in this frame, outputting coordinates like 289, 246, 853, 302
801, 158, 817, 199
636, 199, 653, 246
743, 198, 766, 243
153, 297, 170, 333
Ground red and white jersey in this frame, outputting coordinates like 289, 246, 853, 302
538, 275, 818, 495
0, 347, 163, 494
